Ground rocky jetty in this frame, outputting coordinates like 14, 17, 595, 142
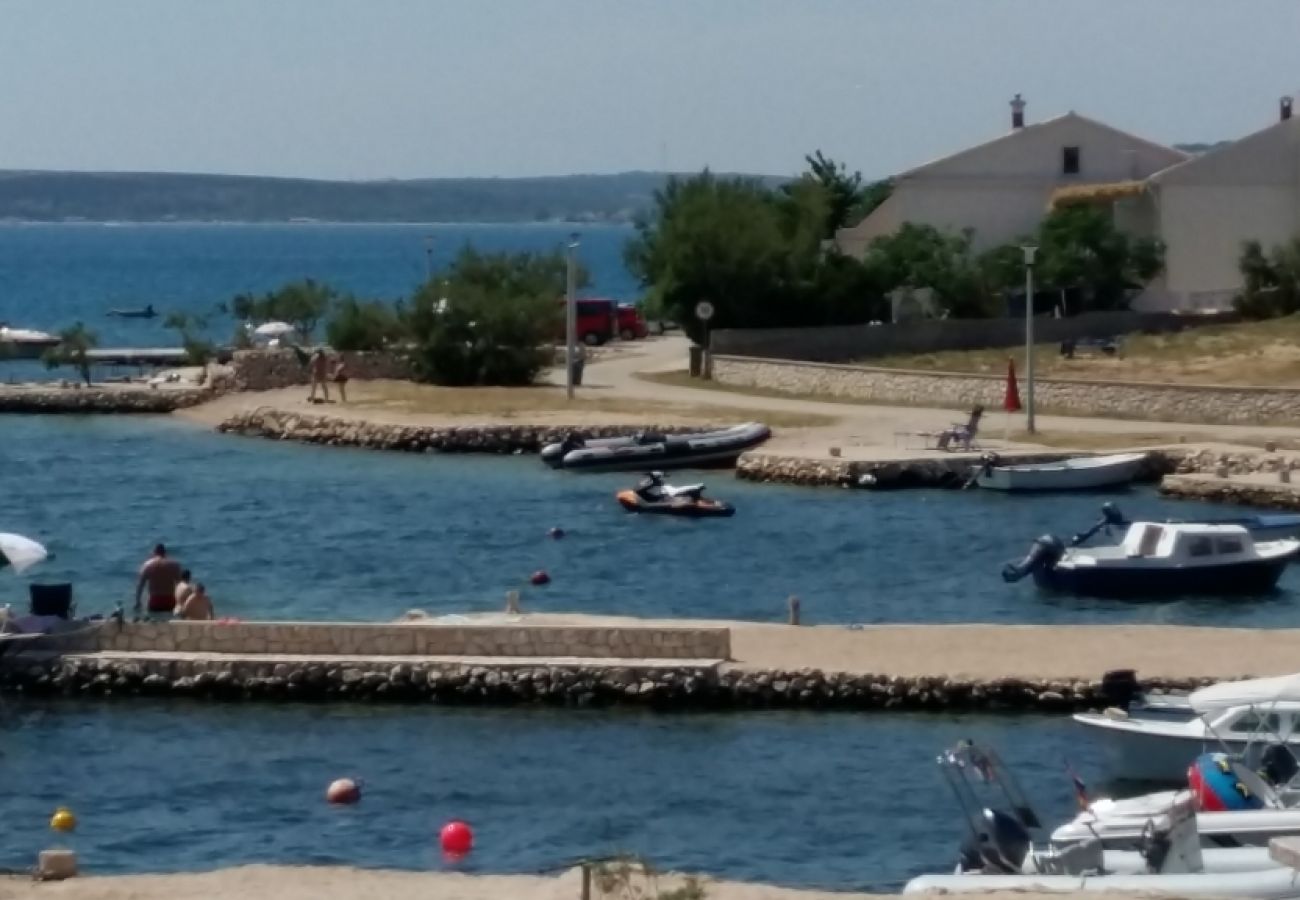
0, 655, 1214, 712
217, 407, 725, 454
737, 449, 1174, 489
0, 384, 209, 414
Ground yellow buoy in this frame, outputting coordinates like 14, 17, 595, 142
50, 808, 77, 832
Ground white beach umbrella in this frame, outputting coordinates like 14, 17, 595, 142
0, 533, 49, 574
253, 321, 296, 338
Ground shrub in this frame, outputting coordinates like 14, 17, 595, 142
326, 297, 405, 352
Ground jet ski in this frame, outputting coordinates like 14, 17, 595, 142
616, 473, 735, 518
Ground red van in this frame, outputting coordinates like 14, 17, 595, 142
558, 297, 615, 345
616, 304, 648, 340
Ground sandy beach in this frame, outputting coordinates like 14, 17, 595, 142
0, 863, 1175, 900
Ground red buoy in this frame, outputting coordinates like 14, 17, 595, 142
530, 570, 551, 586
326, 778, 361, 805
440, 819, 474, 855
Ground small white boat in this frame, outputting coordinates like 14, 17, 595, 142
1074, 673, 1300, 783
0, 325, 60, 360
1003, 521, 1300, 597
973, 451, 1147, 491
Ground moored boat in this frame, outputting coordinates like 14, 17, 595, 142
541, 422, 770, 472
972, 451, 1148, 491
0, 325, 60, 360
107, 304, 157, 319
1002, 521, 1300, 597
1075, 502, 1300, 547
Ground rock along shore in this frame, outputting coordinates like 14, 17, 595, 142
0, 384, 209, 413
0, 655, 1208, 713
216, 407, 726, 454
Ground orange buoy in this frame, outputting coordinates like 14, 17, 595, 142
50, 807, 77, 832
529, 570, 551, 586
326, 778, 361, 805
440, 819, 474, 855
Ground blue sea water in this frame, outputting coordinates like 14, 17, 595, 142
0, 221, 638, 349
0, 224, 1288, 889
5, 414, 1299, 625
0, 699, 1109, 891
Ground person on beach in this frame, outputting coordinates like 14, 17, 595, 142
308, 349, 331, 403
330, 356, 349, 403
176, 583, 215, 621
174, 568, 194, 610
134, 544, 183, 617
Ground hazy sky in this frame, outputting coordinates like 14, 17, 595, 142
2, 1, 1298, 181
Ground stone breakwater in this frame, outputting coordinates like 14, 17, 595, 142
218, 407, 726, 454
0, 656, 1213, 712
1161, 474, 1300, 511
0, 385, 210, 414
712, 355, 1300, 427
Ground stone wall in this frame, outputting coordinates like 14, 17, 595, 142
218, 407, 727, 455
712, 355, 1300, 426
0, 653, 1214, 712
711, 311, 1235, 363
223, 349, 414, 392
0, 385, 210, 414
88, 620, 730, 660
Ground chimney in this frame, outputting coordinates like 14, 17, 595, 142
1010, 93, 1026, 129
1282, 96, 1294, 121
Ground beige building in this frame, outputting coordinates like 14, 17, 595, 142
836, 96, 1188, 257
1136, 99, 1300, 310
838, 95, 1300, 312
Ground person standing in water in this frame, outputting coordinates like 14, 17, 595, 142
174, 568, 194, 610
134, 544, 183, 617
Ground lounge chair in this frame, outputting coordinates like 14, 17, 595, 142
915, 406, 984, 452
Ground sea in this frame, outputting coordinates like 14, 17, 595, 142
0, 223, 1284, 889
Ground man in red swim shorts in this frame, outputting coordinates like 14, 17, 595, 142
134, 543, 183, 617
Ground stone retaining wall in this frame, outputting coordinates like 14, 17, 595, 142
218, 407, 728, 455
1160, 474, 1300, 510
712, 355, 1300, 426
0, 654, 1211, 712
82, 620, 730, 660
0, 385, 210, 414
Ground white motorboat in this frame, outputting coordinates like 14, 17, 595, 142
1002, 521, 1300, 597
1074, 673, 1300, 783
972, 451, 1147, 491
0, 325, 60, 360
905, 742, 1295, 897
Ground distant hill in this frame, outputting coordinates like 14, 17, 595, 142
0, 169, 786, 224
1174, 141, 1232, 155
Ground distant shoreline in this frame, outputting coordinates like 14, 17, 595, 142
0, 218, 637, 227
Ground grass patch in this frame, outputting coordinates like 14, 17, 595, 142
344, 379, 836, 428
866, 315, 1300, 387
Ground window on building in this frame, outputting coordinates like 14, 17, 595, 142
1062, 146, 1081, 175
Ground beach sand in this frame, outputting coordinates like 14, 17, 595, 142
0, 863, 1177, 900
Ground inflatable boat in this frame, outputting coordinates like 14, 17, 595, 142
541, 423, 770, 472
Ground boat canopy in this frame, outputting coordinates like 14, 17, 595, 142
1190, 672, 1300, 713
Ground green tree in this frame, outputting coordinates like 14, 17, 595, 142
43, 322, 98, 385
785, 151, 893, 239
228, 279, 336, 341
163, 311, 216, 365
326, 297, 406, 352
404, 247, 564, 386
1034, 205, 1164, 312
861, 224, 1006, 318
1236, 237, 1300, 319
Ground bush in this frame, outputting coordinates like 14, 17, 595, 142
404, 248, 563, 386
1236, 238, 1300, 319
326, 297, 405, 352
42, 322, 98, 384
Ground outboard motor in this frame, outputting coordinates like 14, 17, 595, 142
1002, 535, 1065, 583
1099, 669, 1139, 712
957, 808, 1031, 874
1260, 743, 1299, 787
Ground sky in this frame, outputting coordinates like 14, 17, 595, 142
1, 1, 1299, 182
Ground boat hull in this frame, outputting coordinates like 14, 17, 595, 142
1034, 556, 1291, 598
904, 865, 1300, 898
976, 453, 1146, 492
0, 339, 59, 361
615, 490, 735, 518
543, 424, 770, 473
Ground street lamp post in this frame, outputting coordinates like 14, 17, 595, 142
1022, 244, 1038, 433
565, 233, 580, 400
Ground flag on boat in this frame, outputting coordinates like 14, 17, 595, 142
1066, 762, 1091, 812
1004, 358, 1022, 413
